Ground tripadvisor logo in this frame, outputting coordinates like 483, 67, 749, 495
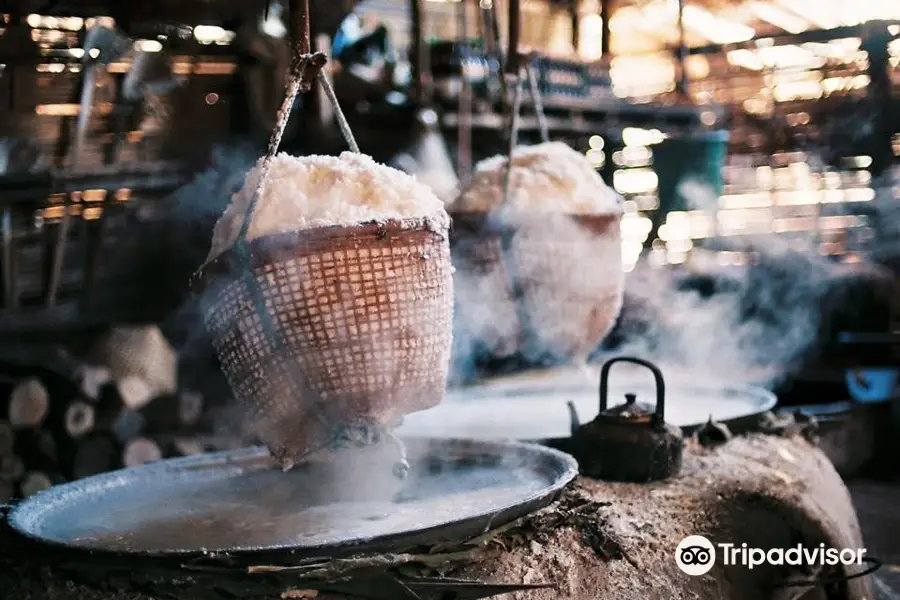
675, 536, 869, 576
676, 536, 716, 576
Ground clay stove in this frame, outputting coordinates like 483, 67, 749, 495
0, 357, 879, 600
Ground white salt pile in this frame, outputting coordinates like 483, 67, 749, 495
206, 151, 449, 262
451, 141, 621, 214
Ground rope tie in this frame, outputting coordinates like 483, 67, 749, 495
227, 31, 366, 447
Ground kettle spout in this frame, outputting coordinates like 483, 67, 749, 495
567, 400, 581, 435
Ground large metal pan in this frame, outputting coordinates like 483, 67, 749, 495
4, 437, 577, 559
397, 365, 777, 443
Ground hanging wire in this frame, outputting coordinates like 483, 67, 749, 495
501, 68, 526, 207
223, 0, 367, 443
237, 2, 361, 247
499, 57, 549, 206
525, 57, 550, 143
456, 0, 473, 181
236, 59, 308, 245
317, 69, 360, 153
497, 66, 534, 355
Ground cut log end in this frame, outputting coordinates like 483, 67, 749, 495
140, 390, 206, 433
109, 410, 146, 445
171, 437, 206, 457
13, 429, 58, 472
75, 365, 113, 402
115, 376, 155, 411
123, 437, 163, 468
64, 401, 96, 438
19, 471, 54, 498
179, 391, 204, 427
8, 378, 50, 428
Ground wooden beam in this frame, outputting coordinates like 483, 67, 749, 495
687, 20, 900, 55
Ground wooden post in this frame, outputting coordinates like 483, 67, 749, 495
409, 0, 427, 104
571, 0, 580, 55
861, 23, 893, 177
506, 0, 521, 75
600, 0, 611, 57
676, 0, 689, 99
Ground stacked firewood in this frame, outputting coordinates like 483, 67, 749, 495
0, 326, 225, 501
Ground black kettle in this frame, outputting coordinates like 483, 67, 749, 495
568, 356, 683, 483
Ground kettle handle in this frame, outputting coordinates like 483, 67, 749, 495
599, 356, 666, 424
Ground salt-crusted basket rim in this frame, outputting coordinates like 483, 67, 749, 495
192, 216, 449, 290
448, 211, 621, 236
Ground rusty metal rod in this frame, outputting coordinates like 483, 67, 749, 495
288, 0, 312, 56
506, 0, 521, 75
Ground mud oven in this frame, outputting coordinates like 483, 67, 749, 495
0, 356, 875, 600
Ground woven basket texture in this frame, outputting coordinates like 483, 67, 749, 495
194, 218, 453, 467
451, 211, 623, 361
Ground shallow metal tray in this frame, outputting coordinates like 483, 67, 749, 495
5, 437, 577, 559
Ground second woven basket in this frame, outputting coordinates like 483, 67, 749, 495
451, 209, 623, 362
194, 217, 454, 468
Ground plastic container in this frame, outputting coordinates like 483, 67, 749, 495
651, 130, 729, 214
846, 368, 898, 404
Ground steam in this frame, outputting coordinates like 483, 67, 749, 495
449, 167, 898, 391
390, 129, 460, 204
450, 211, 623, 385
673, 177, 720, 213
106, 134, 896, 509
865, 167, 900, 274
157, 144, 258, 357
594, 250, 824, 389
593, 169, 898, 390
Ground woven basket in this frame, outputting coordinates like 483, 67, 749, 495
450, 210, 623, 362
192, 218, 454, 468
90, 325, 178, 397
